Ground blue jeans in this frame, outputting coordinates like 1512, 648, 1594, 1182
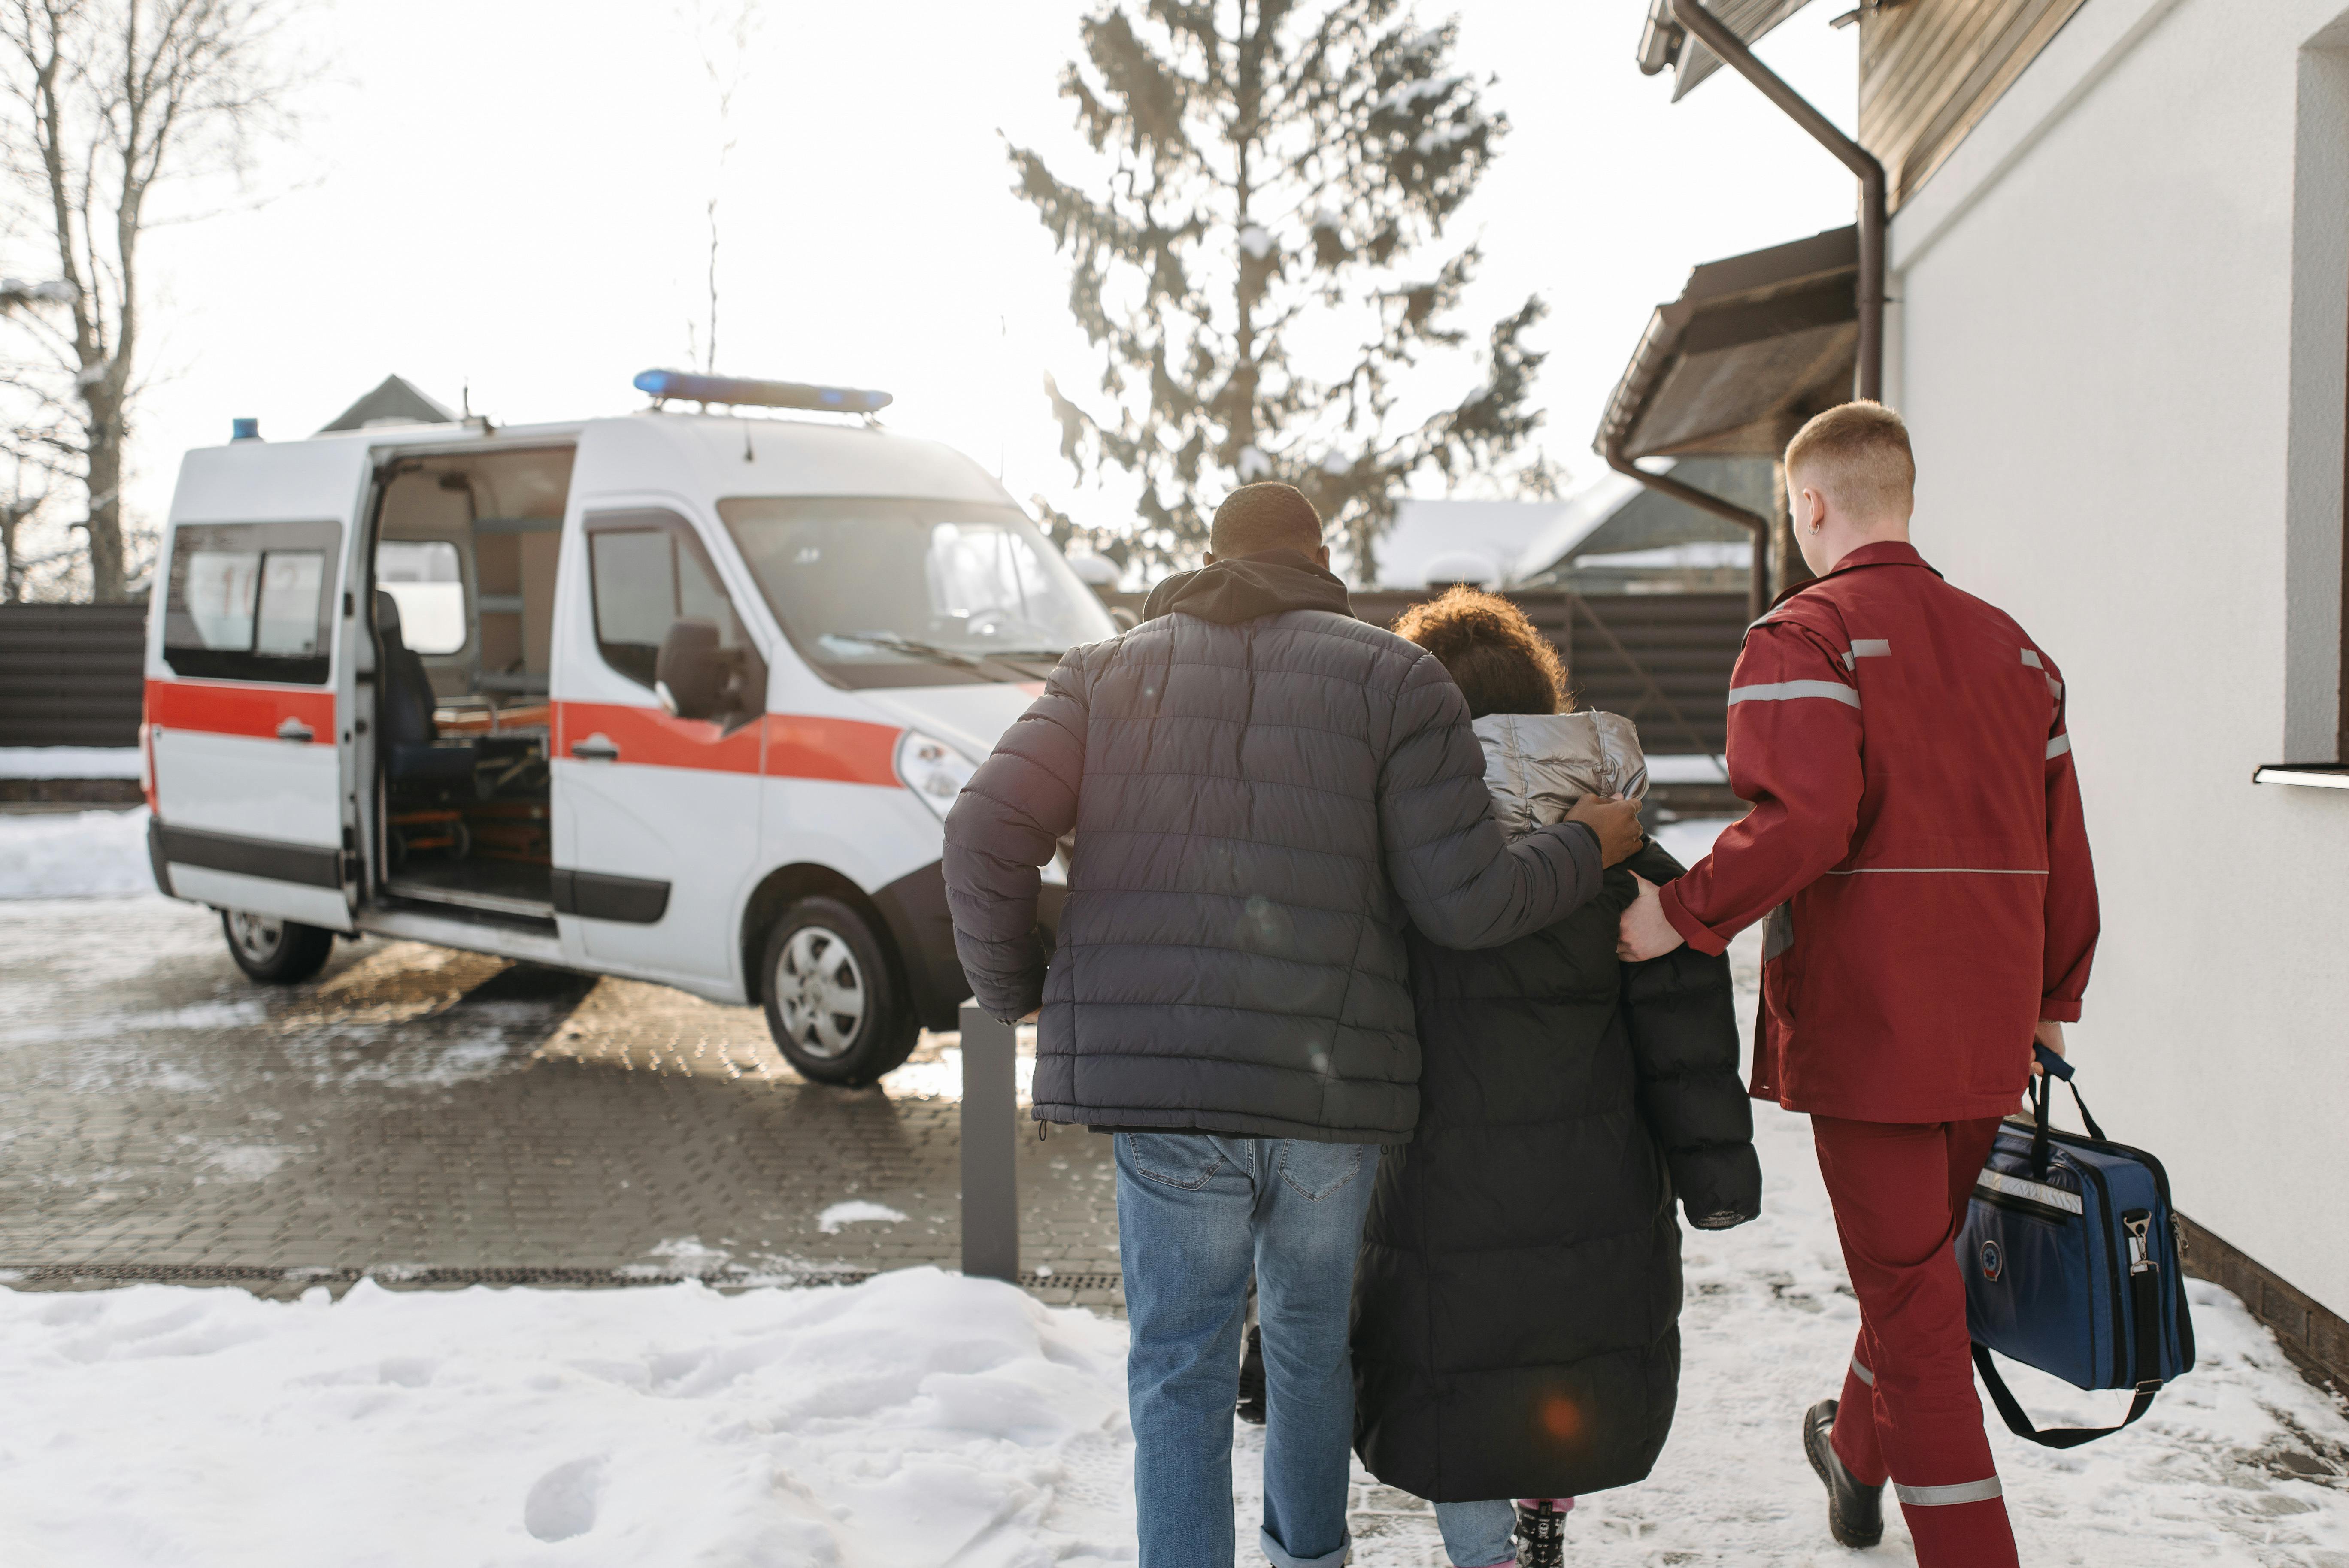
1433, 1500, 1518, 1567
1116, 1132, 1382, 1568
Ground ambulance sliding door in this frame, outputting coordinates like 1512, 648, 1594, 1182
549, 505, 764, 993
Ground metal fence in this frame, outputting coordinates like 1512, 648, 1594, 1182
1107, 588, 1747, 757
0, 604, 147, 748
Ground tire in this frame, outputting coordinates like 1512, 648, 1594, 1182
759, 896, 919, 1086
221, 909, 335, 985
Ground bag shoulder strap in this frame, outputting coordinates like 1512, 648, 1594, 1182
1973, 1343, 2158, 1449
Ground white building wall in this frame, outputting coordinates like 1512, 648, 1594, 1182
1887, 0, 2349, 1315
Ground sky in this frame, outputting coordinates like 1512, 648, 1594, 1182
42, 0, 1861, 572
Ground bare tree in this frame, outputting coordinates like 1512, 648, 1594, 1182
0, 0, 299, 602
676, 0, 763, 373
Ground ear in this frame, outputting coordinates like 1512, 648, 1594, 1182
1201, 551, 1217, 566
1313, 544, 1331, 569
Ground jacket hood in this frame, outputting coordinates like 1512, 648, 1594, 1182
1141, 550, 1352, 625
1473, 711, 1648, 840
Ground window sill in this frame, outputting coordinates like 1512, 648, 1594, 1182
2253, 763, 2349, 789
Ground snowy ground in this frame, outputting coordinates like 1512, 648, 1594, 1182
7, 813, 2349, 1563
0, 745, 142, 779
0, 805, 154, 898
2, 1179, 2345, 1566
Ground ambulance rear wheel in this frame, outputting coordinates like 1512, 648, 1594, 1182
760, 897, 918, 1086
221, 910, 334, 985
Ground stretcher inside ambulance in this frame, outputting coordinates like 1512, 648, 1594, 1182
142, 372, 1109, 1084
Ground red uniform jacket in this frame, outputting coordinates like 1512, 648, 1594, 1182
1659, 542, 2099, 1123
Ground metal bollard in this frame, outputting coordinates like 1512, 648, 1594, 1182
958, 1001, 1018, 1283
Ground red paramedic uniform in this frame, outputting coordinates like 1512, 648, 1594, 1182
1659, 541, 2099, 1568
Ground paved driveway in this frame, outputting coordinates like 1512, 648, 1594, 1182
0, 896, 1119, 1304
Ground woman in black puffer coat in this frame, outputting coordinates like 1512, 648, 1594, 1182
1351, 588, 1761, 1568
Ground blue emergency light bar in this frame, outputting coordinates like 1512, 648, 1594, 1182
633, 369, 892, 413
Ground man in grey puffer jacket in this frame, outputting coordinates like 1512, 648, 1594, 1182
943, 484, 1641, 1568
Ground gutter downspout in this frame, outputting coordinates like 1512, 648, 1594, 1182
1603, 431, 1775, 621
1670, 0, 1885, 403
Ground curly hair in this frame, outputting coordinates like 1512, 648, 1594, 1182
1391, 585, 1570, 719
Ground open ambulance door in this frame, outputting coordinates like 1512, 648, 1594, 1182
147, 440, 373, 935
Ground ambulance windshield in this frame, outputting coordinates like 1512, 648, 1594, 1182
718, 497, 1118, 688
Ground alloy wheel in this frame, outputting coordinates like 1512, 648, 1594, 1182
225, 911, 286, 965
774, 924, 867, 1060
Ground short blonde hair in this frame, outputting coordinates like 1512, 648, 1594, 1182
1784, 400, 1915, 520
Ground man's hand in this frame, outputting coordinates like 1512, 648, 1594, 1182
1566, 793, 1644, 868
2031, 1019, 2065, 1072
1616, 872, 1687, 961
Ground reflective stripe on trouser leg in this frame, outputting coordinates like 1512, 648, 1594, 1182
1832, 1327, 1887, 1486
1896, 1478, 2003, 1507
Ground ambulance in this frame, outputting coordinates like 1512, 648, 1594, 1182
142, 371, 1110, 1084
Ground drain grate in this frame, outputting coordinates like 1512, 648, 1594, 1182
0, 1262, 1120, 1294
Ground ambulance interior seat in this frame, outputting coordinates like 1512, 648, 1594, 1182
376, 590, 479, 788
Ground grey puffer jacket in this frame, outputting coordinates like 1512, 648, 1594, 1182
940, 551, 1604, 1144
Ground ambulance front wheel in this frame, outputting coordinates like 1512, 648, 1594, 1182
760, 897, 919, 1086
221, 910, 335, 985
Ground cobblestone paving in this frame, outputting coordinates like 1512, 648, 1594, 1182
0, 896, 1121, 1307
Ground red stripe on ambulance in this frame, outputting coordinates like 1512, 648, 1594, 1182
145, 678, 336, 740
552, 702, 902, 787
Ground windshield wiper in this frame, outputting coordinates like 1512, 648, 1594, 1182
826, 633, 1006, 676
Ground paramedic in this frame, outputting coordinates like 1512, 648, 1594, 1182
1616, 401, 2099, 1568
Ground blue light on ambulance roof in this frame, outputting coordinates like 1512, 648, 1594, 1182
633, 369, 892, 414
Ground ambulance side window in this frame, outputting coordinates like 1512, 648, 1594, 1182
583, 510, 756, 698
161, 520, 341, 684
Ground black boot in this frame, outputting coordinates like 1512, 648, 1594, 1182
1236, 1323, 1266, 1424
1513, 1500, 1567, 1568
1803, 1399, 1885, 1548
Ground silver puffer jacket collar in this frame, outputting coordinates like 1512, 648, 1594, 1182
1472, 710, 1648, 841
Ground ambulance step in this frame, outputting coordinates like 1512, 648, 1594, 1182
382, 877, 555, 921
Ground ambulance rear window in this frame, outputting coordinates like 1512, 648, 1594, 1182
161, 520, 340, 684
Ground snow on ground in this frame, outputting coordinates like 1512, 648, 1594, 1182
0, 805, 155, 899
1, 1230, 2344, 1565
0, 1268, 1135, 1567
0, 746, 141, 779
4, 809, 2347, 1563
819, 1201, 910, 1235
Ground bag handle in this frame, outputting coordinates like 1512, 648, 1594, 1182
2029, 1042, 2105, 1176
1973, 1344, 2158, 1448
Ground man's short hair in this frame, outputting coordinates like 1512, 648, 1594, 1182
1210, 482, 1324, 559
1784, 400, 1916, 520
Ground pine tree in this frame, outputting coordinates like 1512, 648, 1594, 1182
1011, 1, 1557, 581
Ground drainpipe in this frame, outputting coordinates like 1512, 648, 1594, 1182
1603, 431, 1775, 621
1670, 0, 1885, 403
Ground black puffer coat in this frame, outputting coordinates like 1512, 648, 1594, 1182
941, 552, 1603, 1144
1352, 719, 1760, 1502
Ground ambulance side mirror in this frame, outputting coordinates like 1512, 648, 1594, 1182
655, 618, 726, 720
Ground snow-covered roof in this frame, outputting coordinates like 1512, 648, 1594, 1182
1508, 472, 1647, 581
1364, 498, 1574, 589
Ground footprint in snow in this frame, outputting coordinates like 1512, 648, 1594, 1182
524, 1455, 606, 1543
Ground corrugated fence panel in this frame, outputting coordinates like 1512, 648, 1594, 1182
1355, 590, 1744, 757
1101, 589, 1747, 757
0, 605, 149, 748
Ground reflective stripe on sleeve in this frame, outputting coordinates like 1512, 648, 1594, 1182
1894, 1477, 2004, 1507
1839, 639, 1890, 669
1849, 1356, 1875, 1387
2021, 649, 2043, 669
1727, 680, 1860, 708
2047, 734, 2071, 760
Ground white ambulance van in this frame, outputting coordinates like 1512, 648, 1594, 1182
142, 371, 1108, 1084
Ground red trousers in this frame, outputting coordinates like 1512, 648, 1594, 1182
1814, 1116, 2019, 1568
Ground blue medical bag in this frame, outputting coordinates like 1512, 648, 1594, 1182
1958, 1046, 2195, 1447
